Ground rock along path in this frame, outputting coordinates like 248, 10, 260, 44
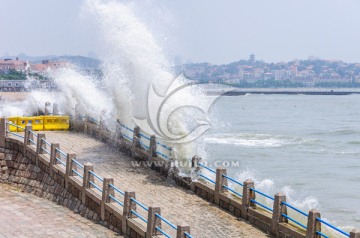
38, 131, 269, 238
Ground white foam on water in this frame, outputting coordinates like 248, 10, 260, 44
230, 169, 354, 236
203, 133, 304, 148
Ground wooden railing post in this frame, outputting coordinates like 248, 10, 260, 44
176, 225, 191, 238
305, 209, 321, 238
133, 126, 141, 149
146, 207, 161, 238
53, 103, 60, 115
0, 118, 7, 148
350, 229, 360, 238
49, 143, 60, 176
148, 135, 157, 160
65, 153, 76, 189
271, 192, 288, 236
214, 167, 227, 205
36, 134, 46, 166
115, 120, 123, 140
101, 177, 114, 221
82, 163, 94, 204
23, 125, 33, 154
122, 191, 136, 235
191, 155, 201, 169
241, 179, 255, 219
44, 102, 51, 115
190, 155, 202, 192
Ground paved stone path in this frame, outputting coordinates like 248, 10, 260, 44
39, 131, 270, 238
0, 184, 121, 238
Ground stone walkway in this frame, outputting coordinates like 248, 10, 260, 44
38, 131, 270, 238
0, 184, 121, 238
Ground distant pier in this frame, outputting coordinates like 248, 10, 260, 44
206, 87, 360, 96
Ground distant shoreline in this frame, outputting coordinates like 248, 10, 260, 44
206, 88, 360, 96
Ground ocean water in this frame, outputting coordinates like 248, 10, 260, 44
200, 94, 360, 231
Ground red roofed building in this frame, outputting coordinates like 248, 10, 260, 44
0, 57, 68, 76
30, 60, 69, 75
0, 58, 27, 73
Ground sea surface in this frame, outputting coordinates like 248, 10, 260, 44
201, 94, 360, 230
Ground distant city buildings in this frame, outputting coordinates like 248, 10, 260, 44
0, 58, 66, 91
179, 55, 360, 87
0, 58, 68, 77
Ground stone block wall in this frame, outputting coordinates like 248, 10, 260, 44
0, 139, 130, 236
0, 145, 102, 227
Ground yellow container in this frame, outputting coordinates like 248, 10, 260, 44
17, 116, 44, 131
43, 116, 69, 131
7, 117, 18, 132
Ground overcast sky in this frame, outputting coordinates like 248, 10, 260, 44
1, 0, 360, 64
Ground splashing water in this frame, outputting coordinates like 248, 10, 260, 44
81, 0, 209, 162
1, 0, 212, 166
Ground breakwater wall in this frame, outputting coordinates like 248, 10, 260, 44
207, 88, 360, 96
0, 118, 192, 238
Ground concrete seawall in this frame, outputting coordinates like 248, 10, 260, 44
0, 139, 130, 235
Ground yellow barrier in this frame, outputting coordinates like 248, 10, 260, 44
8, 117, 18, 132
2, 115, 70, 132
17, 116, 44, 132
43, 116, 70, 131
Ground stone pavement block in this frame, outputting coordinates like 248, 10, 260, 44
0, 184, 122, 238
